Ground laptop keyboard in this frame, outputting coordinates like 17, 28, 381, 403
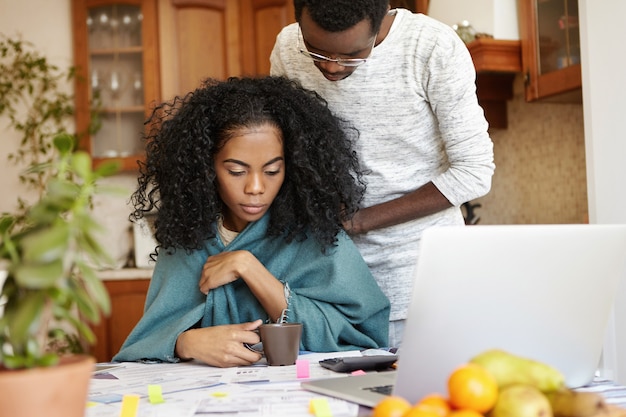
363, 384, 394, 395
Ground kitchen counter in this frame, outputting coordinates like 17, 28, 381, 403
97, 268, 153, 281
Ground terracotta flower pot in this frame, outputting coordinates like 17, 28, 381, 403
0, 354, 95, 417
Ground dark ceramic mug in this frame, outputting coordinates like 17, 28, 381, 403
258, 323, 303, 366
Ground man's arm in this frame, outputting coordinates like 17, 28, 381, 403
344, 182, 452, 234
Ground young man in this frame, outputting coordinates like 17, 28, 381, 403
270, 0, 495, 347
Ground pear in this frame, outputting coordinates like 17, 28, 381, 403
470, 349, 565, 393
546, 388, 607, 417
491, 384, 553, 417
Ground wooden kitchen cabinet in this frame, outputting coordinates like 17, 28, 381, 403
519, 0, 581, 101
71, 0, 161, 171
90, 277, 151, 362
466, 38, 522, 129
158, 0, 295, 101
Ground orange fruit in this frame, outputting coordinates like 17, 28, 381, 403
415, 393, 451, 417
448, 410, 484, 417
447, 363, 498, 413
405, 403, 448, 417
372, 395, 412, 417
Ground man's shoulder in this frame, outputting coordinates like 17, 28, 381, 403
275, 22, 299, 45
392, 8, 460, 43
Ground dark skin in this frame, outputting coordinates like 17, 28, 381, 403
299, 7, 453, 234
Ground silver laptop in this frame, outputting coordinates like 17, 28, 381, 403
302, 224, 626, 407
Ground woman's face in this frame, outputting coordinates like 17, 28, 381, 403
214, 123, 285, 232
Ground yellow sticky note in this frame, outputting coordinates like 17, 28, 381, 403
148, 384, 165, 404
120, 394, 140, 417
211, 392, 229, 397
309, 398, 333, 417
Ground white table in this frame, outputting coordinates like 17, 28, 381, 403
86, 351, 626, 417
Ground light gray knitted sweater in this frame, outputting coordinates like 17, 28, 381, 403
270, 9, 495, 321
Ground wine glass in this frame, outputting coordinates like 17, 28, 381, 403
109, 16, 120, 47
95, 11, 110, 48
86, 14, 95, 47
121, 13, 133, 46
91, 69, 102, 93
132, 72, 143, 105
107, 70, 125, 102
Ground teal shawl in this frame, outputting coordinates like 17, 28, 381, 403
114, 214, 390, 363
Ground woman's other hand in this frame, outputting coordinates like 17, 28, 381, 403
175, 319, 263, 367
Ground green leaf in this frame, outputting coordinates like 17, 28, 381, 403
13, 260, 63, 289
0, 215, 16, 234
85, 233, 113, 265
6, 292, 45, 349
52, 132, 74, 155
70, 151, 92, 179
20, 224, 70, 263
2, 355, 26, 370
36, 353, 59, 367
72, 284, 99, 322
77, 262, 111, 315
94, 160, 121, 178
75, 319, 96, 345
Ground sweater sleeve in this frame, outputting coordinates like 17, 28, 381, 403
426, 27, 495, 206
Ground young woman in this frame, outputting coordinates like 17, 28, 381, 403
113, 76, 390, 367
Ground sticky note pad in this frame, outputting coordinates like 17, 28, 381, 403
296, 359, 310, 379
309, 398, 333, 417
120, 394, 140, 417
148, 384, 165, 404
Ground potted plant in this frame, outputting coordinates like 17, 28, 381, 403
0, 35, 117, 417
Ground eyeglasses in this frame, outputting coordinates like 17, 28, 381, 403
297, 26, 376, 67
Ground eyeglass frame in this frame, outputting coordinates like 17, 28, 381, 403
297, 26, 377, 67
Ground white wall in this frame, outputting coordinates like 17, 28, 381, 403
0, 0, 135, 268
579, 0, 626, 384
428, 0, 519, 40
0, 0, 74, 214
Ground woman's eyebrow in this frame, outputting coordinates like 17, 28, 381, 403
222, 156, 284, 168
263, 156, 285, 167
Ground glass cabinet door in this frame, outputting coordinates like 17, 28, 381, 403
87, 4, 145, 159
72, 0, 159, 170
519, 0, 582, 102
536, 0, 580, 76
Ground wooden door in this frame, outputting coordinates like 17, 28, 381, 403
158, 0, 242, 100
239, 0, 295, 76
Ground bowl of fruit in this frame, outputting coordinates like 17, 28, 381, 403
372, 349, 618, 417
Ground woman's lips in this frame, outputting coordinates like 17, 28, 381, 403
241, 205, 265, 215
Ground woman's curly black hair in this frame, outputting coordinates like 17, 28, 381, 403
294, 0, 389, 35
131, 76, 365, 255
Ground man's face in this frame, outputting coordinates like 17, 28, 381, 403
298, 8, 376, 81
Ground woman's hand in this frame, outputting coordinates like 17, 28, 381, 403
199, 250, 250, 295
199, 250, 288, 322
175, 320, 263, 367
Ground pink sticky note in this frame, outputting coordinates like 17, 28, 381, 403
296, 359, 310, 378
351, 370, 367, 375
